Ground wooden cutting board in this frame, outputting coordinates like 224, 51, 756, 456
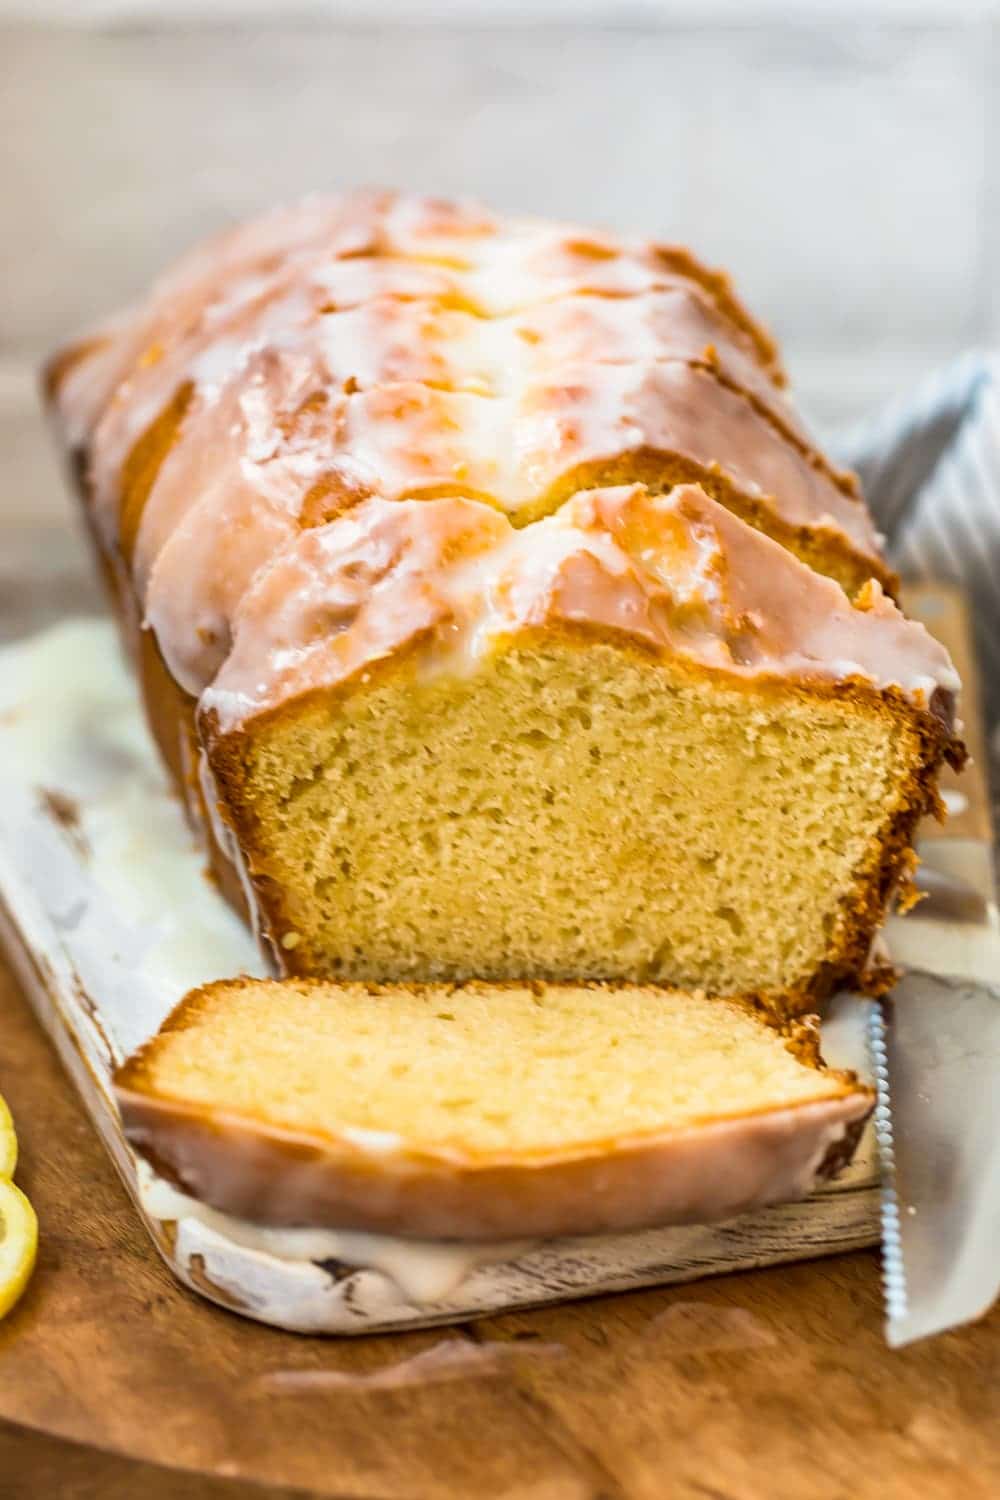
1, 585, 998, 1500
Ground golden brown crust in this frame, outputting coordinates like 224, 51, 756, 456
644, 245, 787, 385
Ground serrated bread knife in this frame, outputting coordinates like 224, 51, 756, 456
865, 587, 1000, 1346
870, 842, 1000, 1347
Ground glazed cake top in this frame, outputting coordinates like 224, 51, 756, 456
200, 482, 959, 734
46, 190, 956, 726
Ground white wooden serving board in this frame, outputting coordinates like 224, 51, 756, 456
0, 619, 888, 1335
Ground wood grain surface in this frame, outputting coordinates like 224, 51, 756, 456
0, 585, 996, 1496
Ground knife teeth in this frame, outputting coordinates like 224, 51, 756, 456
869, 1003, 909, 1326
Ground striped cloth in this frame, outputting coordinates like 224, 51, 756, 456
837, 353, 1000, 750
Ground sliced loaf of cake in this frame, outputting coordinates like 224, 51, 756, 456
115, 979, 874, 1241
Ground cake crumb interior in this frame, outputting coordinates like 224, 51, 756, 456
131, 981, 851, 1156
226, 640, 914, 999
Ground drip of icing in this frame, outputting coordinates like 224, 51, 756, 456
139, 1166, 529, 1304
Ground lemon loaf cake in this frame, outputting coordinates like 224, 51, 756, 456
115, 979, 875, 1240
45, 191, 963, 1008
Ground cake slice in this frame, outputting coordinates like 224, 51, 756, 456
115, 979, 874, 1242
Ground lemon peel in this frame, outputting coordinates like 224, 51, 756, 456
0, 1093, 15, 1179
0, 1178, 37, 1318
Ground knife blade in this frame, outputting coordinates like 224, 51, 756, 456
869, 964, 1000, 1347
872, 586, 1000, 1341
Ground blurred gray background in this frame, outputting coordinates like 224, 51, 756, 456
0, 4, 994, 632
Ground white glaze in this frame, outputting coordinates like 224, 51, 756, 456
139, 1165, 527, 1303
49, 190, 891, 721
202, 484, 959, 734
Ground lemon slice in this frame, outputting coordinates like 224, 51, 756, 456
0, 1179, 37, 1318
0, 1093, 16, 1179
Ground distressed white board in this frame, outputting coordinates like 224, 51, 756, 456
0, 619, 881, 1334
